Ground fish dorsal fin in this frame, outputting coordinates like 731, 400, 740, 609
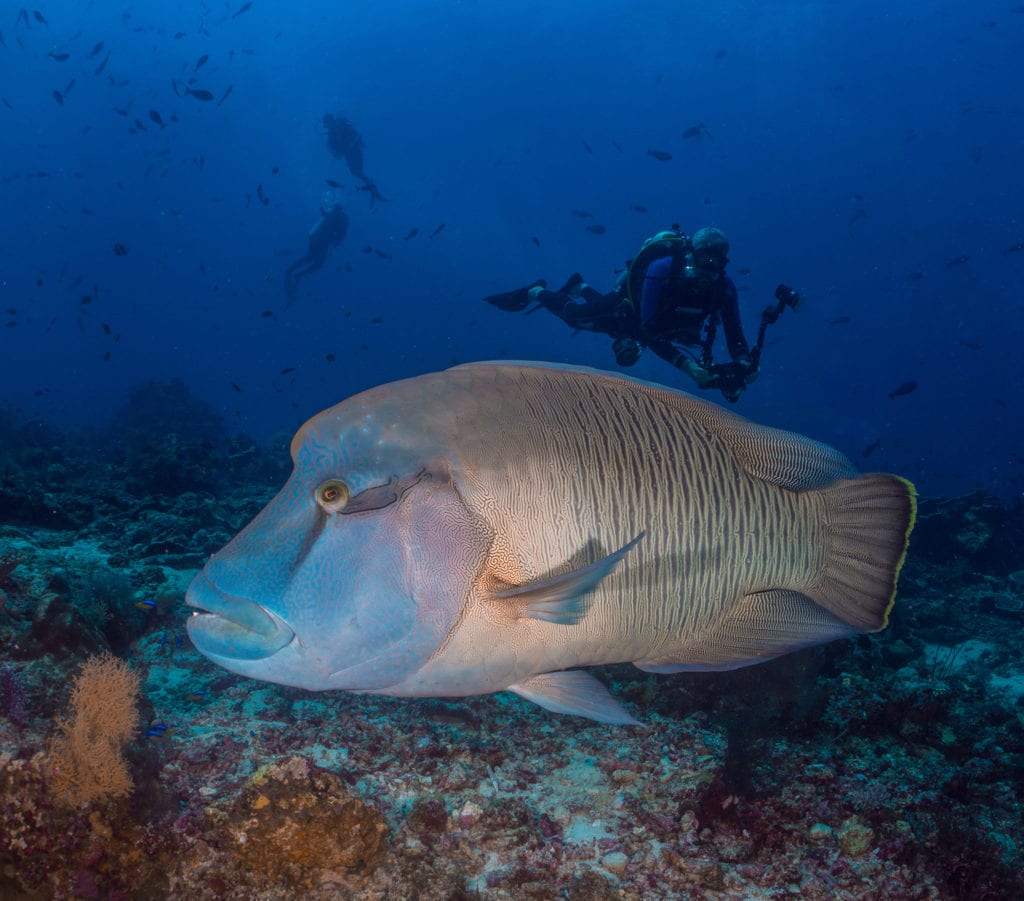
451, 362, 855, 490
508, 671, 642, 725
682, 402, 858, 490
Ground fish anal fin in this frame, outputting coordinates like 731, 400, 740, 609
488, 534, 643, 625
508, 671, 642, 725
634, 589, 857, 673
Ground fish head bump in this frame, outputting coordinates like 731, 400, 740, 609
186, 381, 489, 692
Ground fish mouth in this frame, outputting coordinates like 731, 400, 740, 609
185, 571, 294, 661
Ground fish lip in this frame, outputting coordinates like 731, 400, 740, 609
185, 571, 285, 639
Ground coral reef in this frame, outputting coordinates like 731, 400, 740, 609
0, 399, 1022, 899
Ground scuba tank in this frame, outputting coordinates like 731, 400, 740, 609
623, 226, 690, 309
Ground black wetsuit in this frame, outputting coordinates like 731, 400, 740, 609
324, 115, 366, 181
536, 251, 750, 370
285, 205, 349, 301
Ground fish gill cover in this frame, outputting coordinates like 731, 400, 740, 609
0, 1, 1022, 898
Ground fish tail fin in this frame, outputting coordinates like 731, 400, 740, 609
813, 473, 917, 632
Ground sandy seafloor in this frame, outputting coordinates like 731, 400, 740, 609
1, 390, 1023, 900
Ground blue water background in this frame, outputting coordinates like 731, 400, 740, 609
1, 0, 1021, 499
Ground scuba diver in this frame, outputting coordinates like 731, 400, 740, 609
284, 196, 349, 304
323, 114, 389, 207
483, 226, 804, 402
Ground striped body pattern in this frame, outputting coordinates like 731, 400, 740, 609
187, 362, 916, 724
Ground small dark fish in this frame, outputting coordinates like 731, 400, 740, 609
959, 339, 982, 351
195, 53, 208, 71
133, 118, 147, 132
93, 51, 110, 76
63, 77, 75, 96
325, 178, 342, 188
103, 351, 111, 362
101, 321, 111, 335
33, 10, 48, 25
1001, 240, 1024, 255
2, 98, 12, 111
370, 316, 382, 324
217, 84, 233, 105
261, 310, 275, 318
582, 141, 593, 155
49, 50, 69, 61
256, 183, 269, 206
428, 223, 446, 240
81, 207, 93, 215
79, 295, 92, 305
945, 255, 970, 267
88, 41, 104, 58
628, 203, 647, 213
404, 227, 419, 240
714, 48, 727, 60
907, 271, 924, 281
325, 353, 336, 362
735, 267, 752, 275
231, 382, 242, 392
848, 208, 867, 225
570, 209, 593, 218
830, 315, 852, 325
148, 109, 167, 127
52, 89, 63, 105
113, 242, 128, 256
531, 235, 541, 247
174, 32, 186, 39
585, 224, 607, 235
647, 149, 672, 161
888, 380, 917, 399
280, 367, 295, 375
271, 165, 279, 174
612, 141, 623, 153
374, 248, 392, 260
185, 87, 214, 101
232, 2, 253, 19
862, 439, 881, 458
682, 123, 710, 140
361, 245, 373, 254
0, 30, 6, 48
16, 10, 29, 27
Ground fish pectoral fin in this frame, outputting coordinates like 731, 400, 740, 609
489, 533, 644, 625
634, 589, 858, 673
508, 671, 642, 725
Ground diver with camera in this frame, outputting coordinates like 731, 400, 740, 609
483, 226, 804, 402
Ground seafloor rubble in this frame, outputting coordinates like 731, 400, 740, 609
0, 386, 1022, 900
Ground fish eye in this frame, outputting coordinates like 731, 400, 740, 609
316, 479, 350, 512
